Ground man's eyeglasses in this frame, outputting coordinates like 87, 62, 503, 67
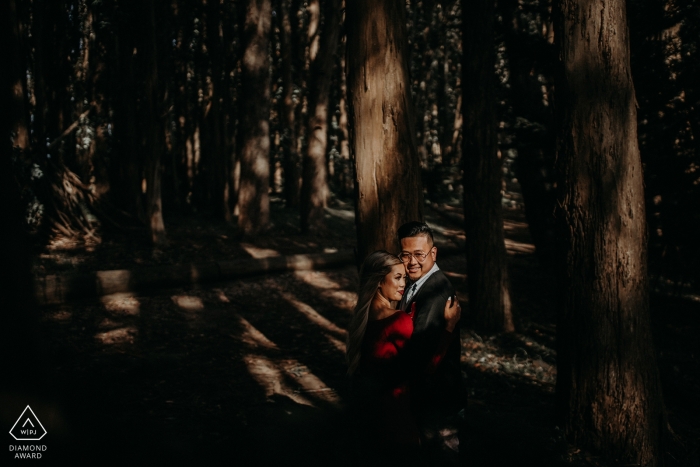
398, 249, 433, 263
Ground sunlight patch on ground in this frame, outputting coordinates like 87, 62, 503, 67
243, 354, 315, 406
238, 319, 340, 406
50, 310, 73, 321
461, 330, 556, 388
292, 270, 357, 312
101, 293, 140, 316
95, 326, 137, 345
281, 291, 348, 339
324, 207, 355, 221
235, 314, 279, 350
244, 354, 342, 407
171, 295, 205, 312
504, 238, 536, 255
212, 288, 230, 302
241, 243, 282, 259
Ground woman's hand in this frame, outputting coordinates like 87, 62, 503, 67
444, 296, 461, 332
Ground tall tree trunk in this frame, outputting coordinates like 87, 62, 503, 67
8, 0, 29, 151
499, 0, 560, 271
346, 0, 423, 262
1, 0, 41, 392
142, 0, 166, 244
462, 0, 514, 333
553, 0, 666, 464
278, 0, 301, 208
300, 0, 341, 233
205, 0, 230, 221
238, 0, 271, 235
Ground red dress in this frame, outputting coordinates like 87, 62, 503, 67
356, 305, 454, 447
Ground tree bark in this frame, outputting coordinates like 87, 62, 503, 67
346, 0, 424, 262
238, 0, 271, 235
461, 0, 514, 334
141, 0, 166, 245
553, 0, 665, 464
278, 0, 301, 209
205, 0, 230, 221
7, 0, 29, 151
300, 0, 342, 233
499, 0, 560, 271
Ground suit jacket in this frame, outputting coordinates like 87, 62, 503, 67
405, 269, 464, 414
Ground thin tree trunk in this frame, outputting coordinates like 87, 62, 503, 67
278, 0, 301, 208
462, 0, 514, 334
500, 0, 560, 271
553, 0, 666, 464
346, 0, 423, 262
206, 0, 230, 221
300, 0, 341, 233
238, 0, 271, 235
143, 0, 166, 244
8, 0, 29, 151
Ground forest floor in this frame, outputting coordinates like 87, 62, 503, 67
7, 196, 700, 466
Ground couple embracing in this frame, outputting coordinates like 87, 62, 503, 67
346, 222, 465, 466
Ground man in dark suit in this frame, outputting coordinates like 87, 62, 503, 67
397, 221, 464, 465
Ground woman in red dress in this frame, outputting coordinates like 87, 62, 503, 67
346, 251, 460, 465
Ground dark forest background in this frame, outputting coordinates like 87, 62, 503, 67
3, 0, 700, 466
5, 0, 699, 289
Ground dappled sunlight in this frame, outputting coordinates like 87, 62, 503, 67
236, 314, 278, 350
95, 325, 137, 345
324, 206, 355, 221
241, 243, 282, 259
101, 293, 140, 316
505, 238, 536, 255
212, 288, 230, 303
49, 309, 73, 321
292, 270, 357, 312
281, 291, 347, 353
243, 353, 316, 406
460, 329, 557, 388
171, 294, 205, 312
237, 313, 341, 407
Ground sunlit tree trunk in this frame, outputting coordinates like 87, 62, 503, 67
300, 0, 341, 232
553, 0, 666, 464
238, 0, 271, 235
462, 0, 514, 333
346, 0, 423, 262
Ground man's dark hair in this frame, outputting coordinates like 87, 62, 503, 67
397, 221, 434, 246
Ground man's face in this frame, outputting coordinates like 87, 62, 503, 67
400, 235, 437, 281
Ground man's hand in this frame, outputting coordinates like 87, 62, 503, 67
444, 296, 461, 332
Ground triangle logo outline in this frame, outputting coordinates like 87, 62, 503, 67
9, 406, 47, 441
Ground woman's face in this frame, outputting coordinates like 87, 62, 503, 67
378, 263, 407, 302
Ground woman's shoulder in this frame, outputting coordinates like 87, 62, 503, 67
368, 307, 404, 322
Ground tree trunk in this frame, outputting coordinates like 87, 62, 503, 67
278, 0, 301, 209
553, 0, 665, 464
205, 0, 230, 221
142, 0, 166, 245
238, 0, 271, 235
461, 0, 514, 334
499, 0, 560, 271
346, 0, 424, 262
7, 0, 29, 151
300, 0, 341, 233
